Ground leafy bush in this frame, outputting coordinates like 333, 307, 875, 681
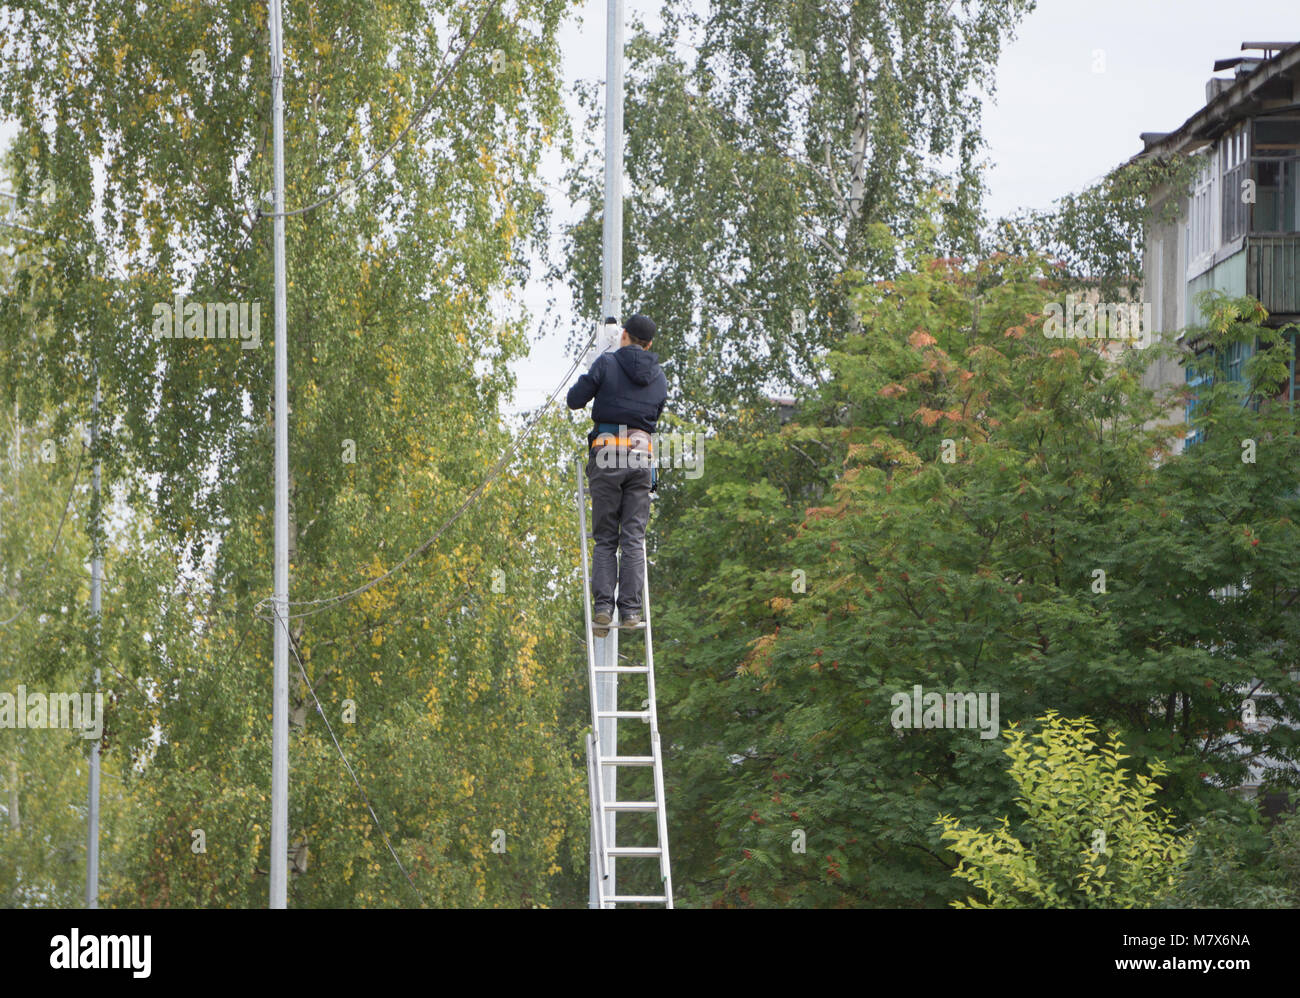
1161, 810, 1300, 908
936, 712, 1191, 908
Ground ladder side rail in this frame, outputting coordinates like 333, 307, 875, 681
585, 733, 611, 897
651, 730, 674, 908
642, 542, 674, 907
578, 457, 622, 905
575, 459, 603, 743
577, 459, 614, 906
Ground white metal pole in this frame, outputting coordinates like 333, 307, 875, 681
590, 0, 624, 910
85, 374, 101, 908
602, 0, 625, 343
269, 0, 290, 910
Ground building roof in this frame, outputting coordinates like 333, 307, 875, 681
1132, 42, 1300, 164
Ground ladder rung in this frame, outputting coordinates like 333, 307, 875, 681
593, 665, 649, 674
619, 621, 647, 630
605, 894, 668, 903
600, 755, 654, 766
607, 846, 663, 857
597, 710, 651, 720
603, 800, 659, 812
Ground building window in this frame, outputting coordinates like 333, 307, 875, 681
1183, 338, 1258, 449
1185, 360, 1210, 448
1187, 152, 1216, 266
1223, 338, 1248, 383
1250, 118, 1300, 233
1221, 124, 1249, 242
1152, 241, 1163, 332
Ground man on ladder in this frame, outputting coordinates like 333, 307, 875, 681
566, 313, 668, 637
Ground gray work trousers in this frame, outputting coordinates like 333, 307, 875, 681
586, 449, 652, 617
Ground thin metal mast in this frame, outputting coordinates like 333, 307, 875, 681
601, 0, 625, 343
85, 372, 101, 908
590, 0, 625, 910
269, 0, 290, 910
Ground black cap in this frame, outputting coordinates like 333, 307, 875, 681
624, 313, 656, 343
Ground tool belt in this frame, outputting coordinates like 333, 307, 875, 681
589, 422, 657, 488
589, 423, 652, 453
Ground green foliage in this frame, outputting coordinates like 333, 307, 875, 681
0, 1, 589, 907
1161, 811, 1300, 909
936, 712, 1191, 908
1184, 289, 1298, 407
2, 0, 1294, 913
560, 0, 1037, 420
654, 252, 1300, 908
992, 154, 1203, 298
0, 404, 148, 907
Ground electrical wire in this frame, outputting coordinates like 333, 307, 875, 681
266, 604, 426, 905
255, 322, 598, 621
0, 442, 86, 628
3, 0, 608, 906
262, 0, 505, 221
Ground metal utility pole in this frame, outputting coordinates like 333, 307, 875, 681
601, 0, 625, 350
590, 0, 624, 910
269, 0, 290, 910
85, 379, 101, 909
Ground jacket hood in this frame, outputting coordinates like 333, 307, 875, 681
614, 345, 661, 386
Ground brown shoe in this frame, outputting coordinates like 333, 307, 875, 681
593, 611, 611, 638
619, 612, 641, 629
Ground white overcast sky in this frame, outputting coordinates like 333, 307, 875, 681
3, 1, 1296, 416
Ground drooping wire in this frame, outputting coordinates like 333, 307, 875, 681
265, 604, 426, 906
256, 322, 598, 621
0, 441, 86, 628
261, 0, 506, 221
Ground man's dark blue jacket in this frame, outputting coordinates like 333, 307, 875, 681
567, 345, 668, 440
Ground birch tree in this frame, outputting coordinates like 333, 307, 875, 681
560, 0, 1036, 419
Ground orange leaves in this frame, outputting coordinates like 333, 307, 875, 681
908, 329, 938, 349
803, 499, 849, 522
739, 631, 779, 677
1003, 325, 1026, 339
879, 383, 908, 398
913, 407, 963, 427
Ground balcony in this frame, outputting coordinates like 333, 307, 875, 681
1245, 234, 1300, 316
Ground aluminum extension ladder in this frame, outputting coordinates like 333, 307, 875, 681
575, 458, 674, 908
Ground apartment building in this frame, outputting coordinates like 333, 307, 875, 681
1134, 45, 1300, 809
1136, 42, 1300, 448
